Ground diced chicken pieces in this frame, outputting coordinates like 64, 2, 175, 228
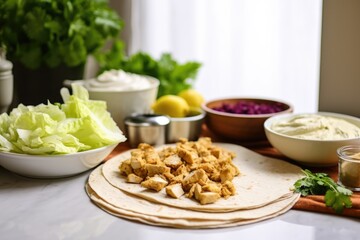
194, 143, 210, 157
166, 183, 185, 198
163, 171, 175, 181
170, 174, 185, 184
164, 155, 183, 169
221, 180, 236, 198
141, 175, 168, 192
133, 167, 148, 179
146, 163, 170, 177
197, 137, 212, 147
158, 146, 177, 159
131, 149, 143, 157
173, 165, 188, 176
182, 169, 208, 191
193, 183, 202, 201
209, 170, 221, 182
119, 159, 133, 176
188, 163, 200, 172
230, 162, 240, 176
197, 192, 221, 205
119, 137, 240, 205
189, 182, 221, 204
177, 146, 198, 164
137, 143, 160, 164
187, 182, 202, 199
210, 148, 221, 158
202, 182, 221, 194
183, 169, 208, 185
201, 155, 217, 163
126, 173, 143, 183
137, 143, 152, 150
220, 164, 240, 183
145, 150, 160, 164
221, 150, 236, 161
198, 163, 216, 173
130, 155, 145, 169
187, 183, 196, 198
220, 167, 235, 183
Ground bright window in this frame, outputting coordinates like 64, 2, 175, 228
128, 0, 323, 112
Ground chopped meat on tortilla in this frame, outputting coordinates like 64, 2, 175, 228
118, 137, 240, 204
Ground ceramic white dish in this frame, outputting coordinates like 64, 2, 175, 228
0, 144, 117, 178
64, 76, 159, 131
264, 112, 360, 167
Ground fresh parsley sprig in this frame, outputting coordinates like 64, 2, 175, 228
294, 169, 353, 213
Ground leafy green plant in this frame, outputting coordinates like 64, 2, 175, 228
0, 0, 123, 69
96, 41, 202, 97
294, 169, 353, 213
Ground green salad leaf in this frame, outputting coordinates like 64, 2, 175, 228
96, 41, 202, 98
0, 84, 126, 155
294, 169, 353, 213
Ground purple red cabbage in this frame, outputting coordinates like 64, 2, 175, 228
212, 101, 284, 115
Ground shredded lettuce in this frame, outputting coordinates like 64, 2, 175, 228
0, 84, 126, 155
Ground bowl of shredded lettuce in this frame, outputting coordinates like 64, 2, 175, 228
0, 84, 126, 178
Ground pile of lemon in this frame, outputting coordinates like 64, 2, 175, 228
152, 89, 204, 118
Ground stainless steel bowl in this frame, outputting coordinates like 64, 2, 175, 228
166, 111, 205, 143
125, 114, 170, 148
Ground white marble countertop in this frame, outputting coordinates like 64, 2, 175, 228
1, 165, 359, 240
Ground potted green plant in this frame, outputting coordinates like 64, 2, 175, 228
96, 41, 202, 98
0, 0, 123, 105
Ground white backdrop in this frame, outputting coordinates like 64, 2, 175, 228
128, 0, 323, 113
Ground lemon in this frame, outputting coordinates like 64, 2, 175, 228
152, 95, 190, 117
188, 106, 203, 116
178, 89, 205, 108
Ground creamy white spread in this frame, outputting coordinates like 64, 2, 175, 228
271, 114, 360, 140
84, 69, 153, 91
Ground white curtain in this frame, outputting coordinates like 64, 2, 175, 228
128, 0, 323, 113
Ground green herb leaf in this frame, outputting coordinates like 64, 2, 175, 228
97, 44, 202, 98
0, 0, 123, 69
294, 169, 353, 213
325, 190, 352, 213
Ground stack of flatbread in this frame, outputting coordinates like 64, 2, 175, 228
85, 143, 303, 229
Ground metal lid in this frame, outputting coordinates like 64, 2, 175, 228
124, 114, 170, 127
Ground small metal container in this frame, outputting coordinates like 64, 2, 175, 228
125, 114, 170, 148
166, 111, 205, 143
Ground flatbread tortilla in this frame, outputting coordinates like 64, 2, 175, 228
88, 165, 299, 221
102, 143, 303, 212
86, 184, 234, 228
85, 166, 299, 229
86, 184, 298, 229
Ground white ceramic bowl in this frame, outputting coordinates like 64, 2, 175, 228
264, 112, 360, 167
0, 144, 117, 178
64, 76, 159, 131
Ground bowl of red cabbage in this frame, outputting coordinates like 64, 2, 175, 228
202, 98, 293, 141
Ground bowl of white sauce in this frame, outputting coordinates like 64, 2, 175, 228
264, 112, 360, 166
64, 70, 159, 131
